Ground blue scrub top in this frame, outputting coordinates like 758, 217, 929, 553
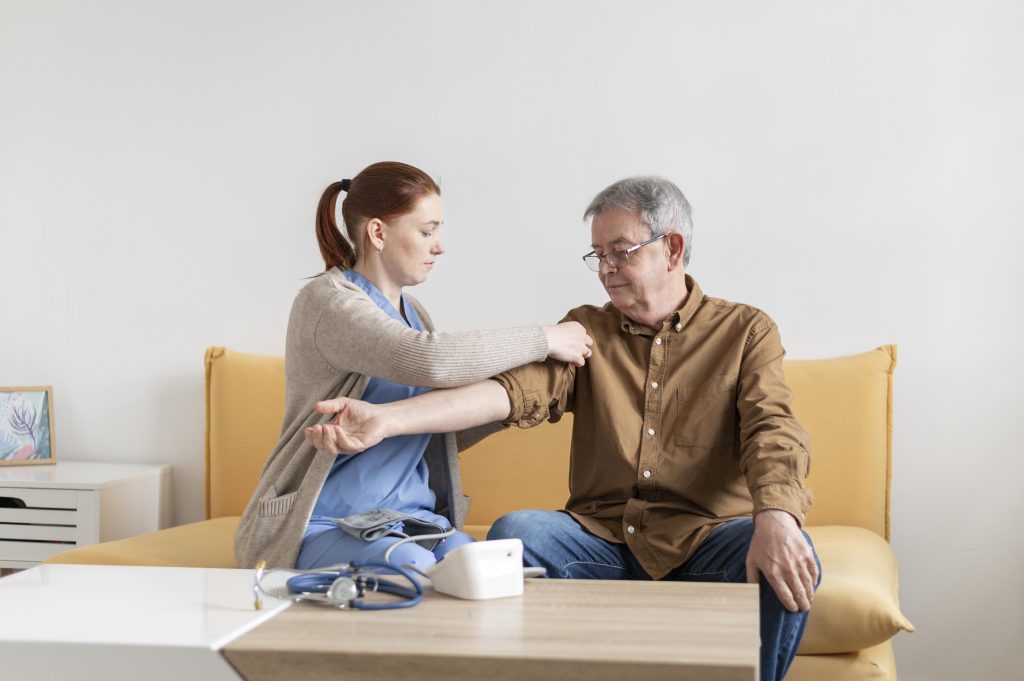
306, 270, 450, 540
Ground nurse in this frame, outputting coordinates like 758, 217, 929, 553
234, 161, 592, 571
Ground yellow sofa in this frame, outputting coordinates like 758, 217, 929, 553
47, 345, 914, 679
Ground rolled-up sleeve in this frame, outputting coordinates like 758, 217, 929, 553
736, 315, 813, 523
493, 358, 576, 430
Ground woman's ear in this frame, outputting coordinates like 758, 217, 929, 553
365, 218, 385, 253
666, 232, 686, 271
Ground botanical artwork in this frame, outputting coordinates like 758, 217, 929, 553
0, 388, 54, 464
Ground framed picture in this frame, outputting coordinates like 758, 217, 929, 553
0, 387, 56, 466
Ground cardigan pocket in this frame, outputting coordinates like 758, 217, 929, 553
258, 487, 297, 517
239, 487, 299, 567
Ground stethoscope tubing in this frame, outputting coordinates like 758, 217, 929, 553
284, 559, 423, 609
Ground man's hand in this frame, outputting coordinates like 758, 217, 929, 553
746, 509, 818, 612
304, 398, 388, 454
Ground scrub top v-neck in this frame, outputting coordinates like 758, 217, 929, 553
305, 269, 448, 539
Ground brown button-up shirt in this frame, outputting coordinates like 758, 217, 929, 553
493, 276, 812, 580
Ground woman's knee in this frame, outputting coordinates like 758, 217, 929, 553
381, 540, 437, 569
434, 531, 474, 560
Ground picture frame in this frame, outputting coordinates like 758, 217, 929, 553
0, 386, 56, 466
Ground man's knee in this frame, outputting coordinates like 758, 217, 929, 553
801, 529, 822, 589
486, 510, 548, 542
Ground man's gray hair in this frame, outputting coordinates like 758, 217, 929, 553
583, 176, 694, 266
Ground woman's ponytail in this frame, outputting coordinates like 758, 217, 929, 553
315, 180, 357, 270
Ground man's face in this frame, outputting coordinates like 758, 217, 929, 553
590, 208, 668, 316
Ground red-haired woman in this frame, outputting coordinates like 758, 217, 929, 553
235, 162, 592, 572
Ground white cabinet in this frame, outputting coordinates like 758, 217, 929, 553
0, 462, 172, 569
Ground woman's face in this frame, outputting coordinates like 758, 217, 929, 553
380, 193, 445, 287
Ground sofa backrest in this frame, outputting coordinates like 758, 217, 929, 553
784, 345, 896, 539
204, 344, 895, 540
459, 345, 896, 540
204, 347, 285, 519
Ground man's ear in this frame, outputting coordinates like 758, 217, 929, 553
365, 218, 385, 252
666, 232, 686, 271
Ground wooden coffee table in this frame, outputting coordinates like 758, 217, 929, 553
222, 579, 759, 681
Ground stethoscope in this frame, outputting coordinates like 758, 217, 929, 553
254, 559, 423, 610
252, 528, 454, 611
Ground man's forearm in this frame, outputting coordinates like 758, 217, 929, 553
379, 379, 512, 437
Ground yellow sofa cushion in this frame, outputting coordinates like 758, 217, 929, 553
458, 346, 913, 656
461, 346, 897, 537
788, 640, 898, 681
799, 525, 915, 654
460, 416, 573, 532
787, 345, 896, 538
44, 516, 241, 568
205, 347, 285, 519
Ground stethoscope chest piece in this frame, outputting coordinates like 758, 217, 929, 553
326, 576, 359, 607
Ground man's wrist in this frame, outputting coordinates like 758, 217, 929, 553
754, 508, 800, 528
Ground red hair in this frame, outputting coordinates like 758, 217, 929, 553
315, 162, 440, 270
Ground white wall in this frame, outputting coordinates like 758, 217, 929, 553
2, 1, 1021, 678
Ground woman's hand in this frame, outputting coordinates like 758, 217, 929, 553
543, 321, 594, 367
304, 397, 389, 454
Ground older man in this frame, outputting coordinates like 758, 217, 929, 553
307, 176, 819, 681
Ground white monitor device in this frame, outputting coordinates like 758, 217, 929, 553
427, 538, 525, 600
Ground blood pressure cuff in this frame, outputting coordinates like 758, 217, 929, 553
332, 509, 447, 550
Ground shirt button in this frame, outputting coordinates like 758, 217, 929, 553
655, 338, 663, 345
675, 323, 682, 332
647, 428, 655, 436
627, 525, 635, 534
643, 470, 652, 478
651, 381, 658, 389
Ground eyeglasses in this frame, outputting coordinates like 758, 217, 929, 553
581, 233, 668, 272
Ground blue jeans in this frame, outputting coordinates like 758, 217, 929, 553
487, 510, 820, 681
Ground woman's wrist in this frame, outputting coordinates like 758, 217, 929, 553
377, 403, 404, 439
541, 325, 555, 356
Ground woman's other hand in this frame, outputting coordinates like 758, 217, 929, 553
543, 321, 594, 367
304, 398, 388, 454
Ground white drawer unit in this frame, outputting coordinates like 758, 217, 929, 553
0, 462, 172, 569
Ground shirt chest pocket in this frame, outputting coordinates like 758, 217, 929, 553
674, 375, 738, 449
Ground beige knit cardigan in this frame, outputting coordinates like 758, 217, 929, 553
234, 268, 548, 568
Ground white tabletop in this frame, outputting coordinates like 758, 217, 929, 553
0, 564, 291, 680
0, 460, 169, 489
